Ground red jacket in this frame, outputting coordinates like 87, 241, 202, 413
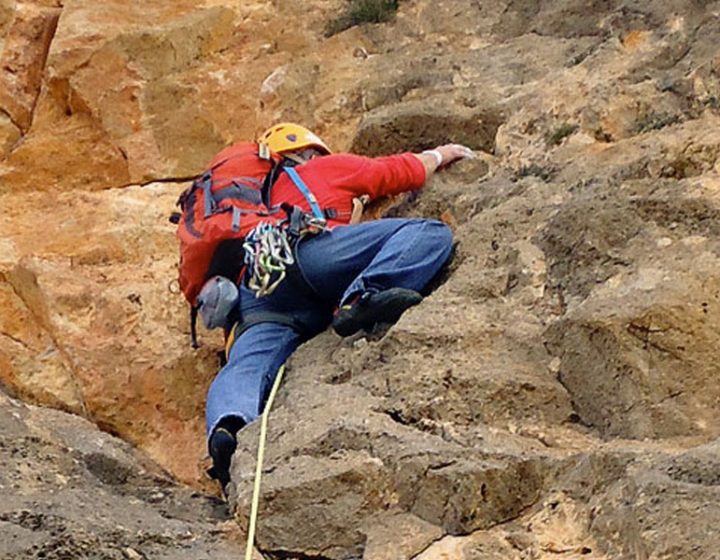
268, 153, 427, 228
176, 148, 426, 305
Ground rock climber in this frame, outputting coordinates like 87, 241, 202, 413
203, 123, 474, 495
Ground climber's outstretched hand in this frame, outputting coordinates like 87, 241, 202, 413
435, 143, 476, 167
415, 143, 476, 179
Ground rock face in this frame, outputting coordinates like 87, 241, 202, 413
0, 389, 256, 559
2, 0, 720, 558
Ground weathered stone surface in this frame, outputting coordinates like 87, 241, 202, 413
0, 0, 364, 190
542, 177, 720, 440
0, 1, 60, 133
225, 332, 560, 558
350, 99, 502, 157
1, 1, 238, 189
363, 512, 443, 560
0, 1, 61, 159
407, 456, 544, 534
0, 184, 219, 486
356, 301, 574, 431
588, 441, 720, 559
0, 112, 20, 155
0, 268, 83, 413
256, 452, 391, 558
0, 0, 16, 39
0, 389, 252, 559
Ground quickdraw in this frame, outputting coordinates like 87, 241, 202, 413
242, 214, 327, 298
243, 222, 295, 297
242, 166, 330, 298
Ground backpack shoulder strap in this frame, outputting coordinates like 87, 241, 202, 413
283, 167, 325, 221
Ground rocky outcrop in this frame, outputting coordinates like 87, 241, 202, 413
0, 183, 220, 487
0, 0, 60, 157
2, 0, 720, 558
0, 389, 260, 559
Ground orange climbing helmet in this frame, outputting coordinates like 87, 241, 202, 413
258, 123, 332, 155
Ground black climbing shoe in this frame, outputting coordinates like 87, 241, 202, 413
332, 287, 423, 337
207, 427, 237, 497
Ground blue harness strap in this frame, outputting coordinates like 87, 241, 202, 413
283, 167, 325, 221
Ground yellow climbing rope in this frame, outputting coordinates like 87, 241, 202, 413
244, 363, 286, 560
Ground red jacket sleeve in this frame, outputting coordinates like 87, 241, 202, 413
309, 153, 427, 199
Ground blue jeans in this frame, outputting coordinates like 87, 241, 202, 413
205, 218, 453, 437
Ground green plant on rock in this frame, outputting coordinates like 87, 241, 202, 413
705, 96, 719, 109
545, 122, 579, 146
632, 112, 681, 134
325, 0, 400, 37
518, 163, 557, 182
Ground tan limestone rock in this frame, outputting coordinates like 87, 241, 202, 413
589, 440, 720, 558
2, 1, 237, 189
0, 0, 16, 39
0, 112, 20, 155
0, 183, 221, 486
0, 1, 60, 135
362, 512, 443, 560
0, 390, 251, 559
3, 1, 720, 557
0, 0, 365, 191
0, 267, 83, 413
547, 263, 720, 440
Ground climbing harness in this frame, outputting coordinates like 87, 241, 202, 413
242, 166, 329, 298
244, 363, 286, 560
242, 210, 326, 298
243, 223, 295, 297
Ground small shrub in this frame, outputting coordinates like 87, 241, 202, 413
632, 112, 681, 134
325, 0, 400, 37
518, 163, 557, 182
705, 96, 719, 109
545, 123, 579, 146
